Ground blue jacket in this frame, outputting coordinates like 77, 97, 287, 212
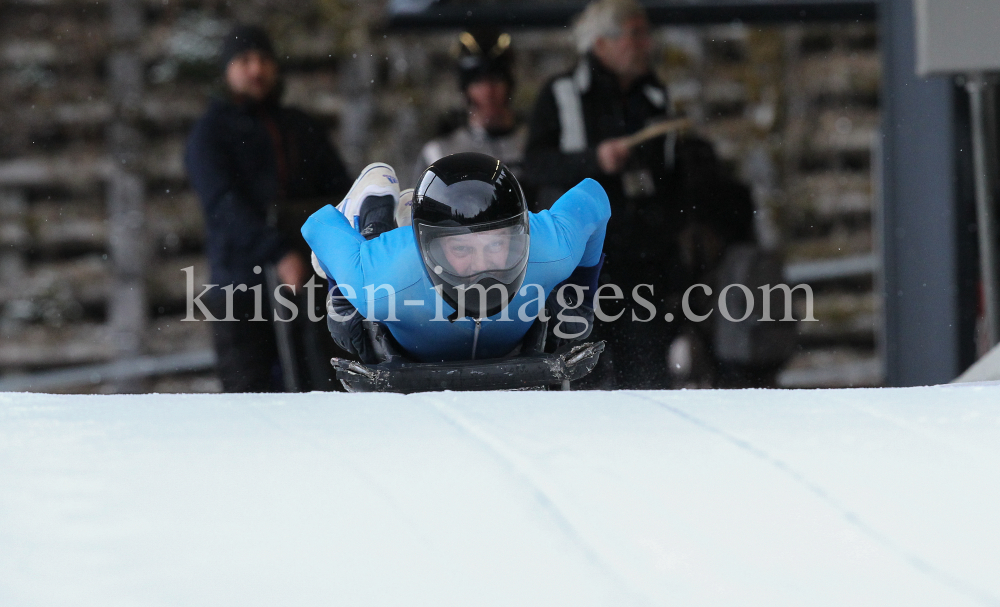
186, 96, 350, 287
302, 179, 611, 362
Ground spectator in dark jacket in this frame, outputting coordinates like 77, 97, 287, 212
185, 25, 351, 392
523, 0, 680, 389
523, 0, 755, 389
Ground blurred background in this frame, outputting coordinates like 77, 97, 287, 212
0, 0, 986, 393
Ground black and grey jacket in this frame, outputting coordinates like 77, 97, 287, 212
523, 54, 677, 210
415, 123, 528, 184
523, 55, 682, 283
524, 55, 756, 289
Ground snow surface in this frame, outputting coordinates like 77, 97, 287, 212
1, 385, 999, 607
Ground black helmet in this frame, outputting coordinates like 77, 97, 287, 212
412, 153, 530, 320
455, 30, 514, 91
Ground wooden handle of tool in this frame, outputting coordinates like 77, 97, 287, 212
621, 118, 691, 149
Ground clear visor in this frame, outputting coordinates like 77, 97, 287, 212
417, 216, 529, 286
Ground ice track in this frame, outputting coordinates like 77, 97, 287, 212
1, 385, 999, 606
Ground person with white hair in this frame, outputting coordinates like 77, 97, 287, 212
522, 0, 681, 389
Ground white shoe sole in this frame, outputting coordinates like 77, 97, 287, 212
336, 162, 400, 230
396, 188, 414, 228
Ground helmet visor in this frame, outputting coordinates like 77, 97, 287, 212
417, 216, 529, 288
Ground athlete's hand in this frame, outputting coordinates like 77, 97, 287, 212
276, 252, 308, 290
597, 137, 631, 174
327, 288, 377, 364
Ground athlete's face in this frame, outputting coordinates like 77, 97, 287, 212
440, 229, 512, 277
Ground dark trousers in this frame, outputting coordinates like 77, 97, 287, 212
578, 255, 680, 390
603, 302, 675, 390
207, 288, 340, 393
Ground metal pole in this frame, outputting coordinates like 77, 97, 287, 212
106, 0, 148, 393
265, 206, 301, 392
265, 266, 302, 392
966, 73, 1000, 348
471, 318, 482, 361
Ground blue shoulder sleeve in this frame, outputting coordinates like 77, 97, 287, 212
301, 204, 365, 285
532, 178, 611, 268
302, 206, 424, 318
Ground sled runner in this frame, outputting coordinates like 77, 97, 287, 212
331, 319, 605, 393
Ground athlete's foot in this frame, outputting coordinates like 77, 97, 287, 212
358, 195, 396, 240
336, 162, 400, 232
395, 188, 414, 228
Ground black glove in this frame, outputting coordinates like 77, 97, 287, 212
327, 287, 378, 364
546, 286, 595, 346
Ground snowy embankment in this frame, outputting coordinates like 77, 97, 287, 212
1, 385, 999, 607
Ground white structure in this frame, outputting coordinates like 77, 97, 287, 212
915, 0, 1000, 349
2, 386, 1000, 606
915, 0, 1000, 76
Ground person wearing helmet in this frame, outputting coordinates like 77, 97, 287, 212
302, 153, 609, 363
414, 30, 527, 183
